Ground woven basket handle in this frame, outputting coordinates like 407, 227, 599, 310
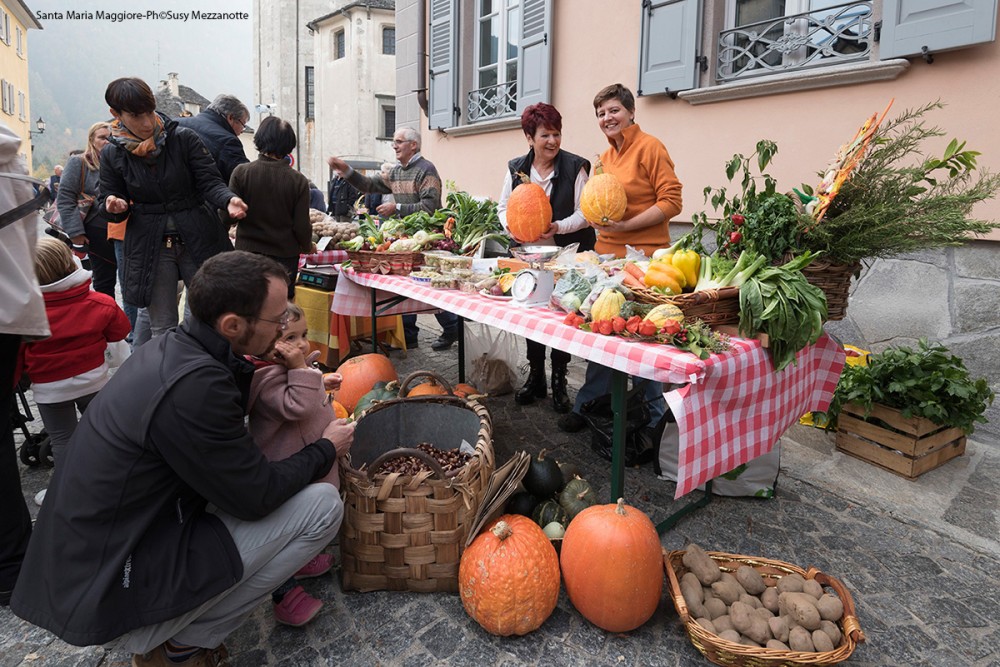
366, 447, 446, 480
398, 370, 454, 397
808, 567, 866, 644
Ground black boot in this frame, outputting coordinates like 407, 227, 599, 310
515, 364, 547, 405
551, 363, 571, 414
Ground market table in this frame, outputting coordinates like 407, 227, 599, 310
331, 266, 845, 526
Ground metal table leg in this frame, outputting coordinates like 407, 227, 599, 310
457, 316, 465, 383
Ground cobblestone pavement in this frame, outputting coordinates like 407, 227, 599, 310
3, 316, 999, 666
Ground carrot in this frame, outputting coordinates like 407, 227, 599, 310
621, 272, 645, 289
624, 262, 646, 281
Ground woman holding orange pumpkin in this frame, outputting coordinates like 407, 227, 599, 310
558, 84, 683, 456
497, 103, 593, 412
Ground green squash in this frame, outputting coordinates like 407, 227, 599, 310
523, 449, 563, 498
353, 381, 398, 419
559, 477, 597, 520
532, 499, 567, 528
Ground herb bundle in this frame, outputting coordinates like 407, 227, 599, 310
821, 339, 994, 434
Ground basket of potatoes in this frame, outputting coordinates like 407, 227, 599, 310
311, 217, 359, 246
665, 545, 864, 666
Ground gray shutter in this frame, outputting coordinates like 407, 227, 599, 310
517, 0, 552, 111
637, 0, 702, 96
881, 0, 998, 59
428, 0, 457, 129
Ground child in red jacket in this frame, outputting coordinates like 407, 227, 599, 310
20, 238, 130, 476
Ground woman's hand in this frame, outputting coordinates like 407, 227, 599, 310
538, 223, 558, 240
322, 418, 356, 459
323, 372, 343, 392
105, 195, 129, 214
228, 197, 248, 220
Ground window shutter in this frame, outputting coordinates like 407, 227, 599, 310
637, 0, 702, 96
428, 0, 458, 130
880, 0, 998, 59
517, 0, 552, 111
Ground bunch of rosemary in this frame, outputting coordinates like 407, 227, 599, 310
800, 101, 1000, 265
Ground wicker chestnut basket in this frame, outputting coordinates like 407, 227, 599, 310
633, 286, 741, 327
346, 249, 424, 275
665, 549, 865, 666
339, 382, 494, 593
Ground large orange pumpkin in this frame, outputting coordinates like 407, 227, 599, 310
459, 515, 561, 636
407, 380, 449, 397
580, 162, 627, 226
506, 176, 552, 243
560, 498, 663, 632
334, 354, 397, 412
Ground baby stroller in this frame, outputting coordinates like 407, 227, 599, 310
12, 377, 52, 468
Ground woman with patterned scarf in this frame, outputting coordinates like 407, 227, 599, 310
99, 77, 248, 339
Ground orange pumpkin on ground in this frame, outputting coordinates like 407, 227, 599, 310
334, 354, 398, 412
560, 498, 663, 632
459, 515, 561, 636
580, 161, 627, 226
331, 400, 349, 419
452, 382, 481, 399
506, 174, 553, 243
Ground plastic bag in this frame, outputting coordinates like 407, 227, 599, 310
580, 381, 657, 467
105, 340, 132, 369
550, 269, 594, 313
579, 273, 628, 318
463, 322, 524, 395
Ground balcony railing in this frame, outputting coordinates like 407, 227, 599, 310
717, 1, 873, 82
467, 80, 518, 123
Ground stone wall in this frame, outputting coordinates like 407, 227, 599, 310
671, 223, 1000, 445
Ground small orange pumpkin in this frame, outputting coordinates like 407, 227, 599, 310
452, 382, 480, 399
459, 515, 561, 635
560, 498, 663, 632
407, 380, 449, 397
580, 161, 627, 226
506, 174, 552, 243
335, 354, 398, 412
330, 400, 349, 419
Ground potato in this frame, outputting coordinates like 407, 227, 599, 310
776, 572, 805, 594
704, 597, 728, 619
730, 601, 771, 645
718, 629, 742, 643
767, 615, 790, 643
816, 593, 844, 622
713, 614, 735, 634
766, 639, 791, 650
802, 578, 824, 600
681, 572, 703, 599
739, 593, 763, 609
754, 606, 775, 620
788, 625, 815, 652
696, 617, 717, 634
819, 619, 842, 646
782, 592, 821, 630
735, 565, 767, 595
711, 579, 743, 605
812, 629, 835, 652
682, 544, 722, 585
761, 586, 780, 613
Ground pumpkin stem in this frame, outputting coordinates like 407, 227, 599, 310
491, 520, 513, 541
515, 171, 531, 185
594, 158, 604, 175
537, 448, 548, 462
615, 497, 626, 515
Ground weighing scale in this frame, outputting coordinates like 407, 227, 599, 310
508, 245, 561, 307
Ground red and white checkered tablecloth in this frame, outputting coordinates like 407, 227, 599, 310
333, 267, 845, 498
298, 249, 349, 268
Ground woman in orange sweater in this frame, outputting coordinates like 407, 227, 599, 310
558, 84, 683, 464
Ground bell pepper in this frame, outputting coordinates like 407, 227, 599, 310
644, 261, 684, 294
671, 249, 701, 289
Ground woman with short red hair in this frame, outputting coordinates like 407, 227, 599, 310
497, 102, 592, 413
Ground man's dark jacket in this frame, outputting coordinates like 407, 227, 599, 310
10, 318, 336, 646
98, 114, 236, 308
176, 108, 249, 183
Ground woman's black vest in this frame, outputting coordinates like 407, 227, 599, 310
507, 149, 595, 251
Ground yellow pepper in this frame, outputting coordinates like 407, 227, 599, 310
671, 249, 701, 289
643, 261, 683, 294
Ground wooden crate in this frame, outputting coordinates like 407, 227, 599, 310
836, 402, 966, 478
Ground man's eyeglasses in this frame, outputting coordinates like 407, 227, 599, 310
392, 139, 414, 146
253, 313, 290, 330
